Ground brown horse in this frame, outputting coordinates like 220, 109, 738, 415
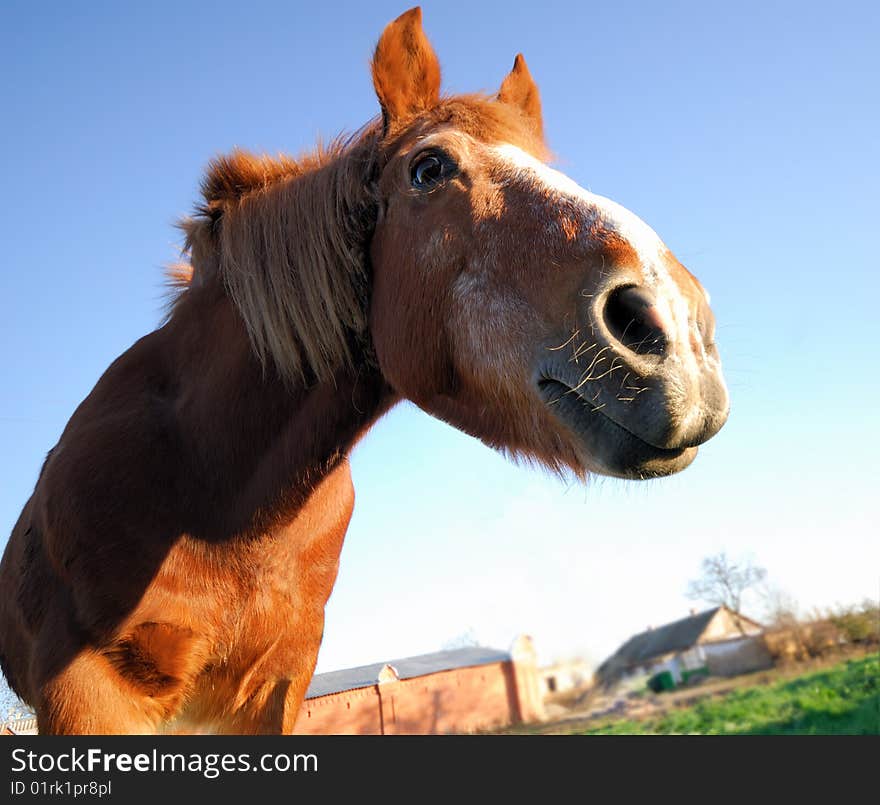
0, 8, 728, 734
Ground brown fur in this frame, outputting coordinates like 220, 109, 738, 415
372, 7, 441, 128
0, 7, 727, 734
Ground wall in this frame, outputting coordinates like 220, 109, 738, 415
540, 660, 592, 696
293, 658, 543, 735
703, 636, 773, 677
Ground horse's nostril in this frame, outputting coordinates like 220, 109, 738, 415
603, 285, 669, 356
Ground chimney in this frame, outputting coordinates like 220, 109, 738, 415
377, 664, 400, 684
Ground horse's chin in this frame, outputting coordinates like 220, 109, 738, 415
536, 378, 698, 480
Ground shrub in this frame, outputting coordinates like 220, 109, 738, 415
829, 599, 880, 645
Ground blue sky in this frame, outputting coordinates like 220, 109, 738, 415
1, 0, 877, 684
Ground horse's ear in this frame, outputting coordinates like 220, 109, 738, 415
372, 7, 441, 130
498, 54, 544, 138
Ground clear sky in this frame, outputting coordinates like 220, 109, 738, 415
1, 0, 877, 690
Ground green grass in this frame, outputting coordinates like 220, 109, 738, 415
577, 654, 880, 735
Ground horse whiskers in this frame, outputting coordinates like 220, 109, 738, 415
581, 308, 597, 338
623, 335, 653, 353
577, 364, 626, 387
617, 384, 650, 403
546, 330, 580, 352
564, 359, 627, 396
569, 341, 598, 364
579, 345, 611, 377
615, 370, 649, 398
617, 317, 636, 344
571, 357, 607, 386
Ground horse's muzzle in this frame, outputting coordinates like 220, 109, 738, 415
536, 282, 729, 478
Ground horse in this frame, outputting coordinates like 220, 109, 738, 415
0, 7, 729, 734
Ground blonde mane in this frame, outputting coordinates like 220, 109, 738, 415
177, 131, 380, 385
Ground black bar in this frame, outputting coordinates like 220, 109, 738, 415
0, 734, 873, 801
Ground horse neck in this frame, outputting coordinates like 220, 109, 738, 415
165, 137, 395, 539
165, 288, 395, 540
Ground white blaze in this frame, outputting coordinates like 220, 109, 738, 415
489, 143, 714, 376
491, 143, 668, 269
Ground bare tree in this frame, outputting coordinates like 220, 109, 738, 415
686, 552, 767, 618
442, 627, 480, 651
758, 583, 801, 628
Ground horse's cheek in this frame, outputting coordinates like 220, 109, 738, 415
368, 220, 447, 390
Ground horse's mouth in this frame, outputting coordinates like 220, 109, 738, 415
536, 377, 696, 479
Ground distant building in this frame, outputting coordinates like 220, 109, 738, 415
294, 636, 545, 734
539, 659, 593, 697
597, 606, 771, 687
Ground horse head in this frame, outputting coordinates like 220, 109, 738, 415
368, 8, 729, 479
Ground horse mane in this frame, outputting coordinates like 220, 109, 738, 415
174, 126, 381, 386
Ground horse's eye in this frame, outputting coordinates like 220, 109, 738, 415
411, 152, 450, 190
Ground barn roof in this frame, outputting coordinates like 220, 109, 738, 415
599, 607, 722, 672
305, 645, 511, 699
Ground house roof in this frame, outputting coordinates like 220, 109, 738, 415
305, 645, 511, 699
599, 607, 723, 671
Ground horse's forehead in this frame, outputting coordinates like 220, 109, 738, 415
486, 142, 707, 299
397, 127, 478, 158
489, 144, 666, 263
